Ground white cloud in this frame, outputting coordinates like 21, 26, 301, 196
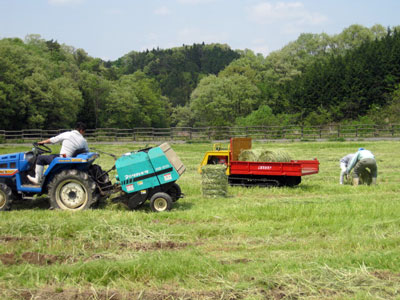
140, 33, 164, 51
248, 1, 327, 26
48, 0, 84, 5
154, 6, 171, 16
251, 45, 270, 56
250, 38, 270, 56
177, 0, 217, 4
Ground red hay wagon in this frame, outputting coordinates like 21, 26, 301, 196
199, 138, 319, 187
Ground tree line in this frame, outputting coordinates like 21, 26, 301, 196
186, 24, 400, 128
0, 24, 399, 130
0, 36, 239, 130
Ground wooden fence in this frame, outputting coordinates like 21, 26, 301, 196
1, 124, 400, 143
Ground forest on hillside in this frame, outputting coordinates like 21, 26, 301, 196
0, 24, 400, 130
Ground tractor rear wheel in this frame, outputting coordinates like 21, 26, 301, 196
150, 192, 172, 212
89, 164, 112, 191
0, 183, 13, 211
48, 170, 98, 211
88, 164, 112, 207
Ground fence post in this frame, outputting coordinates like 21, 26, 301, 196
337, 124, 340, 138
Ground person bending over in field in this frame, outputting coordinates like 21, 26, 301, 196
346, 148, 377, 186
339, 153, 354, 185
27, 122, 89, 185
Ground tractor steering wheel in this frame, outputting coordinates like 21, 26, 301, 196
33, 142, 52, 155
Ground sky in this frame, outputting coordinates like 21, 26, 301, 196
1, 0, 399, 61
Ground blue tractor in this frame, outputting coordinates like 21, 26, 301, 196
0, 142, 185, 212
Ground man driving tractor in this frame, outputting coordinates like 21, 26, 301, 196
27, 122, 89, 184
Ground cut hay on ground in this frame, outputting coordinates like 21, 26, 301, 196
349, 169, 372, 185
346, 169, 373, 185
201, 164, 228, 198
239, 148, 292, 162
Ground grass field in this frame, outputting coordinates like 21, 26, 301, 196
0, 140, 399, 299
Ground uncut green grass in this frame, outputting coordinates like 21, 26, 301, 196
0, 140, 400, 299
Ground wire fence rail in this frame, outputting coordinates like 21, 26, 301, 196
1, 124, 400, 143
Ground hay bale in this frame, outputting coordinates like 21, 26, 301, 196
239, 148, 292, 162
238, 149, 258, 162
258, 149, 291, 162
201, 164, 228, 198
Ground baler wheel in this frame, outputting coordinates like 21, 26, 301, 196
48, 170, 98, 211
166, 183, 181, 202
0, 183, 13, 211
150, 192, 172, 212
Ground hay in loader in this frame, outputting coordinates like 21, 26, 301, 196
258, 150, 292, 162
238, 149, 259, 162
201, 164, 228, 198
239, 148, 292, 162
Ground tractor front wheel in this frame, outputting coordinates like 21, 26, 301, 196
0, 183, 13, 211
150, 192, 172, 212
48, 170, 98, 211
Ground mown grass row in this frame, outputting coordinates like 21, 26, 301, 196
1, 140, 400, 299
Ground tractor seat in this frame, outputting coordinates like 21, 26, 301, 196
71, 148, 88, 157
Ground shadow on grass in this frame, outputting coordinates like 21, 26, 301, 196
11, 196, 50, 210
133, 201, 194, 212
98, 197, 194, 212
173, 201, 194, 211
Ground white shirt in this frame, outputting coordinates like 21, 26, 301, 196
340, 154, 354, 166
50, 130, 89, 157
